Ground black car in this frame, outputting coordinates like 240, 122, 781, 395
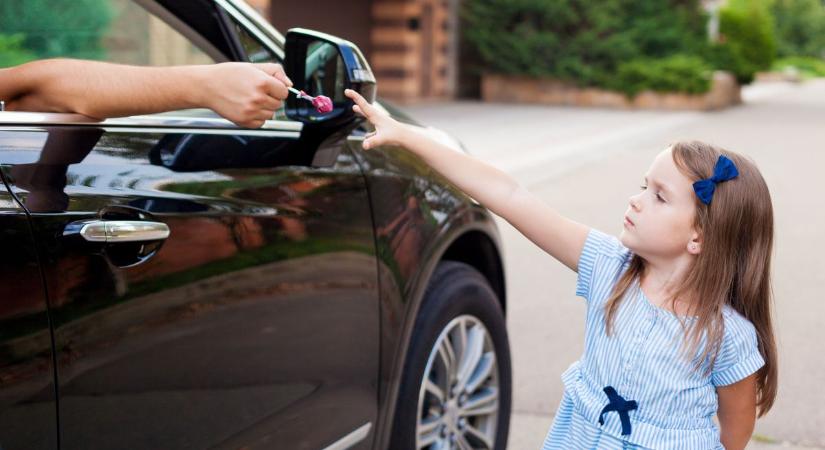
0, 1, 510, 449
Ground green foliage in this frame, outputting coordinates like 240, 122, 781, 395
609, 55, 712, 97
0, 0, 113, 61
462, 0, 799, 94
0, 34, 37, 68
462, 0, 709, 90
709, 0, 777, 84
771, 0, 825, 58
772, 56, 825, 77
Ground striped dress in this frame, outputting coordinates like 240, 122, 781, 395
541, 228, 765, 450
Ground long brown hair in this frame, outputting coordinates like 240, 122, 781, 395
603, 141, 777, 417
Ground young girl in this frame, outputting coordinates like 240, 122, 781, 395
344, 89, 776, 450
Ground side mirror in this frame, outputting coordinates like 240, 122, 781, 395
284, 28, 376, 126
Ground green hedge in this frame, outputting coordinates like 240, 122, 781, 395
609, 55, 712, 97
462, 0, 709, 92
462, 0, 780, 96
772, 0, 825, 58
0, 0, 112, 62
708, 0, 776, 84
0, 34, 37, 68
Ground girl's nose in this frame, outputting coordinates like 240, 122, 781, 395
629, 193, 641, 211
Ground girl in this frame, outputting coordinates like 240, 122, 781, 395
345, 89, 777, 450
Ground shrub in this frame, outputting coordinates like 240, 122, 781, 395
0, 34, 37, 68
708, 0, 777, 84
771, 0, 825, 58
772, 56, 825, 78
609, 54, 712, 97
0, 0, 112, 61
462, 0, 709, 89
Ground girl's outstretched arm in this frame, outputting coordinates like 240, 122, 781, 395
716, 374, 758, 450
346, 89, 588, 272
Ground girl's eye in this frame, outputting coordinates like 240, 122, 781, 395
640, 184, 665, 202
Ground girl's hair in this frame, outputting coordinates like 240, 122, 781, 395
603, 140, 777, 417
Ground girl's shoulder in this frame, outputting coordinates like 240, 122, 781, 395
581, 227, 633, 265
576, 228, 633, 302
720, 305, 758, 336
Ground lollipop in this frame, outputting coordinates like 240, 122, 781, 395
311, 95, 333, 114
288, 87, 333, 114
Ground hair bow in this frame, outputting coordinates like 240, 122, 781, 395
692, 155, 738, 205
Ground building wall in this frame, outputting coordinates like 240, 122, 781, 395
267, 0, 373, 58
370, 0, 457, 101
257, 0, 457, 102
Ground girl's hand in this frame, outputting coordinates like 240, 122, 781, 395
345, 88, 408, 150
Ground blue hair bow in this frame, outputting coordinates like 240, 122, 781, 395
693, 155, 738, 205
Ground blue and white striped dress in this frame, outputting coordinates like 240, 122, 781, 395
541, 228, 765, 450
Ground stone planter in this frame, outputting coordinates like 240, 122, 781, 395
481, 71, 741, 111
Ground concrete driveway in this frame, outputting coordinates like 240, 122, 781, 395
405, 80, 825, 449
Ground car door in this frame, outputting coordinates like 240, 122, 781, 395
0, 163, 57, 450
0, 1, 379, 449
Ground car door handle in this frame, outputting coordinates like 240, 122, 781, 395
64, 220, 170, 243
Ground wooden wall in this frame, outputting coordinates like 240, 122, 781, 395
262, 0, 458, 102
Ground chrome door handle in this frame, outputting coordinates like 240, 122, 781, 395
65, 220, 170, 243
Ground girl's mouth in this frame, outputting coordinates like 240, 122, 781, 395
623, 215, 635, 227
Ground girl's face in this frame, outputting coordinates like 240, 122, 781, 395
620, 148, 700, 260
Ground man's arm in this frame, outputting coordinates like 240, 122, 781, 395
0, 58, 291, 128
717, 374, 758, 450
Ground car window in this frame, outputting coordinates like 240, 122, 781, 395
0, 0, 220, 68
0, 0, 294, 123
0, 0, 226, 120
227, 17, 279, 64
217, 6, 290, 120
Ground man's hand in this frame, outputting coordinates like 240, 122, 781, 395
0, 59, 295, 129
202, 62, 292, 128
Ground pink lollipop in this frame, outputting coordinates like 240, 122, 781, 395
289, 87, 334, 114
312, 95, 333, 114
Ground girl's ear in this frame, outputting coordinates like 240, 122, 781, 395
687, 233, 702, 255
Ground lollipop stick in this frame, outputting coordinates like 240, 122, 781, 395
288, 87, 314, 100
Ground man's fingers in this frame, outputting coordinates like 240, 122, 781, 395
264, 76, 289, 101
240, 119, 265, 129
256, 63, 292, 87
255, 109, 276, 121
259, 96, 282, 111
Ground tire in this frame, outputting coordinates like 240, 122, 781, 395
389, 261, 512, 450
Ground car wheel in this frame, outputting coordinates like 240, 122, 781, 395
390, 261, 511, 450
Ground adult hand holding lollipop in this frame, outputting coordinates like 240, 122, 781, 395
288, 87, 333, 113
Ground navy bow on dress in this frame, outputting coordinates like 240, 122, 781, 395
692, 155, 739, 205
599, 385, 638, 436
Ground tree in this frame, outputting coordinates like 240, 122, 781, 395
771, 0, 825, 58
708, 0, 777, 84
